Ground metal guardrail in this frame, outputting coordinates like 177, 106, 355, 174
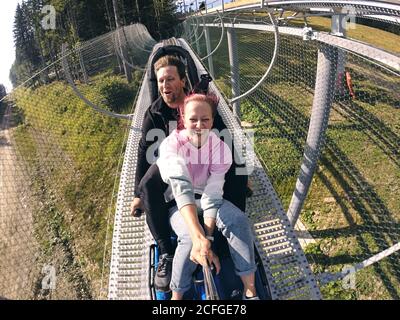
108, 50, 156, 300
61, 24, 157, 121
200, 23, 400, 71
197, 0, 400, 25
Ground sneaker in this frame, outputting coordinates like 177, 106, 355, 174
243, 294, 260, 300
154, 253, 173, 292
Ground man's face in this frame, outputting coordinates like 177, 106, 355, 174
156, 66, 186, 107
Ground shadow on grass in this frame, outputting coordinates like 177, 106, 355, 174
246, 87, 400, 299
203, 14, 400, 299
333, 100, 400, 168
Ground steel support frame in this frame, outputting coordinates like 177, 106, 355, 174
227, 27, 241, 118
287, 45, 339, 226
201, 1, 400, 25
201, 23, 400, 71
204, 26, 215, 78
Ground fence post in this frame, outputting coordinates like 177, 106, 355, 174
287, 45, 338, 226
205, 26, 215, 78
331, 12, 346, 37
195, 19, 201, 54
78, 45, 89, 84
112, 0, 132, 82
332, 12, 347, 94
227, 27, 241, 119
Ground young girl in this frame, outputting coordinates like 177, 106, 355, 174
157, 93, 259, 300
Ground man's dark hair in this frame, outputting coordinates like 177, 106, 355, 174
154, 55, 186, 80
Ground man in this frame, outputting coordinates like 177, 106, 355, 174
131, 54, 248, 292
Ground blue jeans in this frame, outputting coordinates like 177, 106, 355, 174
169, 200, 257, 294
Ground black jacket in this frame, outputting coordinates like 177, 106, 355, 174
134, 96, 248, 211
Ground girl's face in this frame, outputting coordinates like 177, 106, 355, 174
183, 100, 214, 147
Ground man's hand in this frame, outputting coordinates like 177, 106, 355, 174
130, 197, 143, 217
190, 237, 221, 274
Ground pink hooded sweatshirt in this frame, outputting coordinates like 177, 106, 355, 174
157, 129, 232, 219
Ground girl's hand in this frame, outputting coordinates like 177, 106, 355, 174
190, 237, 221, 274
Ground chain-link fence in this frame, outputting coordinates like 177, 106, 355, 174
1, 3, 399, 300
181, 10, 400, 299
0, 24, 154, 300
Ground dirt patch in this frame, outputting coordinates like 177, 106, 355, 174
0, 103, 41, 299
0, 104, 89, 300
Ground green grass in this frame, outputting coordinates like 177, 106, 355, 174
203, 22, 400, 299
238, 12, 400, 54
10, 73, 140, 298
7, 13, 399, 299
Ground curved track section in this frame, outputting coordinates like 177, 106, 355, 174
107, 50, 156, 300
202, 0, 400, 24
108, 40, 175, 300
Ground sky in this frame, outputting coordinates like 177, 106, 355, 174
0, 0, 22, 93
180, 0, 233, 12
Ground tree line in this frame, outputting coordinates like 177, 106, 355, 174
10, 0, 178, 88
0, 84, 6, 101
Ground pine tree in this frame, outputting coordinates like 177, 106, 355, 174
156, 0, 178, 39
141, 0, 177, 40
112, 0, 133, 82
13, 4, 35, 85
0, 84, 6, 100
10, 0, 180, 86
